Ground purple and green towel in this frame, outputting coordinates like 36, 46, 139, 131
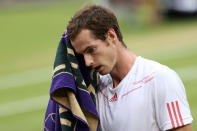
44, 31, 100, 131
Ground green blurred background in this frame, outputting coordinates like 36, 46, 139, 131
0, 0, 196, 130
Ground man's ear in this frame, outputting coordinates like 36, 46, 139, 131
106, 28, 117, 43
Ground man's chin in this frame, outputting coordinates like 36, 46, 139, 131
98, 70, 109, 75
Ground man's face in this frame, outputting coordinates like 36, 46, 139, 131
71, 29, 117, 75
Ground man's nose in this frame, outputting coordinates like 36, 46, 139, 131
84, 54, 93, 67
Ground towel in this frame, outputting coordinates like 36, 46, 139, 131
44, 31, 100, 131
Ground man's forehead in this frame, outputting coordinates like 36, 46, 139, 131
72, 41, 95, 54
71, 40, 81, 54
71, 29, 96, 53
71, 40, 87, 54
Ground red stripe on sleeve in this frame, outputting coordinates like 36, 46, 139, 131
167, 103, 175, 128
176, 101, 184, 126
171, 102, 179, 127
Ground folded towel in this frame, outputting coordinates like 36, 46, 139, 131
44, 31, 100, 131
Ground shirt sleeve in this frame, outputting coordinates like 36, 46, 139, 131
153, 68, 193, 131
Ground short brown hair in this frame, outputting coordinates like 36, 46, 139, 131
67, 4, 126, 47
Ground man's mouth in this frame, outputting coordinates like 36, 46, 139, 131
94, 65, 102, 72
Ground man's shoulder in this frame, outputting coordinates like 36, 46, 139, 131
139, 57, 164, 69
143, 57, 178, 77
137, 57, 179, 81
136, 57, 168, 75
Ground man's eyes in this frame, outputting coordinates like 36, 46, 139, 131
86, 47, 96, 54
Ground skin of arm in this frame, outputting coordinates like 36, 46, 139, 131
167, 124, 192, 131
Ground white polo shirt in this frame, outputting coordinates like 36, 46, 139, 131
96, 56, 193, 131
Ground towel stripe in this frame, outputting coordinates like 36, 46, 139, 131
67, 48, 75, 56
176, 101, 184, 126
53, 72, 73, 79
88, 84, 96, 96
71, 62, 78, 69
59, 106, 68, 114
167, 103, 175, 128
53, 64, 66, 74
78, 87, 90, 94
82, 80, 86, 86
60, 118, 72, 127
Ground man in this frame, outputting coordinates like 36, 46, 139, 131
67, 5, 193, 131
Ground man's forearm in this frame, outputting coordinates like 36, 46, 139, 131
168, 124, 192, 131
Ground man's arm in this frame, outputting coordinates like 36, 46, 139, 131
168, 124, 192, 131
154, 69, 193, 130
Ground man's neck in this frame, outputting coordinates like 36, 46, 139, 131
110, 48, 137, 88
